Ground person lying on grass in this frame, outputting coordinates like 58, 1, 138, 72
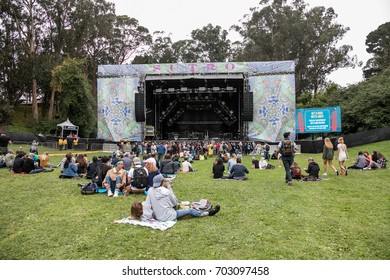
142, 174, 220, 222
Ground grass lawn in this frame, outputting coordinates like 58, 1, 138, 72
0, 141, 389, 260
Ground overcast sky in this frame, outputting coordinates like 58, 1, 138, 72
110, 0, 390, 86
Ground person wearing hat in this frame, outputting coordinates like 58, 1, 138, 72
303, 157, 320, 181
144, 157, 161, 192
103, 160, 127, 197
142, 174, 221, 222
123, 157, 149, 196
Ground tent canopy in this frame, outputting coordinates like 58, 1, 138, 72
57, 118, 79, 138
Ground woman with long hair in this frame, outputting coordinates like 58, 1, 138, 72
337, 137, 348, 176
322, 138, 339, 176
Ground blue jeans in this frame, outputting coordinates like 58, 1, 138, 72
176, 208, 203, 218
105, 176, 122, 193
282, 155, 294, 182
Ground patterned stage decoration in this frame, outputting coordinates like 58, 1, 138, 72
97, 77, 142, 141
97, 61, 295, 142
247, 74, 296, 142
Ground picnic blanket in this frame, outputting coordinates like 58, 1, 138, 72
114, 217, 176, 231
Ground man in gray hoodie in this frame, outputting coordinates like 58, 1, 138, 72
142, 174, 220, 221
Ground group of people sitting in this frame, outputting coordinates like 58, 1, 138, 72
0, 149, 57, 174
347, 150, 388, 170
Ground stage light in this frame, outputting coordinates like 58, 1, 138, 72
180, 87, 187, 92
155, 88, 162, 93
168, 88, 174, 93
213, 87, 220, 91
226, 86, 233, 91
198, 87, 206, 91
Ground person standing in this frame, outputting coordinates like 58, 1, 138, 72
337, 137, 348, 175
277, 131, 297, 186
322, 137, 339, 176
0, 132, 12, 155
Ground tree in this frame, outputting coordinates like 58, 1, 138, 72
51, 58, 96, 137
3, 0, 46, 122
189, 24, 231, 62
363, 22, 390, 79
232, 0, 358, 94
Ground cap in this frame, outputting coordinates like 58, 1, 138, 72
133, 157, 141, 165
144, 158, 155, 164
153, 174, 165, 188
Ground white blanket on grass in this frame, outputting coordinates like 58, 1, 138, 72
114, 217, 176, 231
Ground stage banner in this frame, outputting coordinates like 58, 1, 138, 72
248, 74, 296, 142
296, 107, 342, 134
97, 77, 142, 141
98, 61, 295, 76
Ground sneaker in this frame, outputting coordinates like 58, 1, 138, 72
77, 183, 83, 187
322, 173, 327, 176
287, 181, 293, 186
113, 189, 118, 197
208, 205, 220, 216
107, 189, 113, 197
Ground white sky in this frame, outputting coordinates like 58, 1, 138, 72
111, 0, 390, 87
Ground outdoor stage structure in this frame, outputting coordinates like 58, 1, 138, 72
97, 61, 296, 142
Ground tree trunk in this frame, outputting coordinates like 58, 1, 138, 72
32, 78, 38, 121
47, 86, 56, 120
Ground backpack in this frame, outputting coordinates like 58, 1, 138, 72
281, 140, 294, 156
132, 167, 148, 189
81, 182, 98, 195
265, 144, 270, 151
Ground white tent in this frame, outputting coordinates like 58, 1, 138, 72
57, 118, 79, 138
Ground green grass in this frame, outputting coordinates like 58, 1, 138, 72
0, 141, 389, 260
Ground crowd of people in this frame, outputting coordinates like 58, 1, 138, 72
1, 131, 388, 223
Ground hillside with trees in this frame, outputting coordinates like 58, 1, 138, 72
0, 0, 389, 136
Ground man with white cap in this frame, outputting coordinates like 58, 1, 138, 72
142, 174, 221, 222
123, 157, 149, 196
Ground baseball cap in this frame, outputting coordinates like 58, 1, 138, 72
144, 158, 155, 164
153, 174, 165, 188
133, 157, 141, 165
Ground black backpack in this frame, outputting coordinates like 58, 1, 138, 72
281, 140, 294, 156
81, 182, 98, 195
132, 167, 148, 189
265, 144, 270, 151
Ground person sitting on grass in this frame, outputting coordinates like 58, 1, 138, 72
181, 157, 194, 173
302, 157, 320, 181
12, 151, 26, 173
290, 161, 302, 180
212, 158, 225, 179
347, 151, 366, 170
142, 174, 220, 222
40, 151, 57, 169
86, 156, 99, 179
160, 154, 175, 174
258, 157, 268, 170
22, 153, 54, 174
229, 156, 249, 180
103, 160, 127, 197
60, 153, 82, 179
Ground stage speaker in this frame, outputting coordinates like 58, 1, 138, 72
135, 93, 145, 122
242, 91, 253, 121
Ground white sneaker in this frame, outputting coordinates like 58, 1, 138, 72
322, 173, 327, 176
113, 189, 118, 197
107, 189, 113, 197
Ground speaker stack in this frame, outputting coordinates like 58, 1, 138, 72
242, 91, 253, 121
134, 93, 145, 122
